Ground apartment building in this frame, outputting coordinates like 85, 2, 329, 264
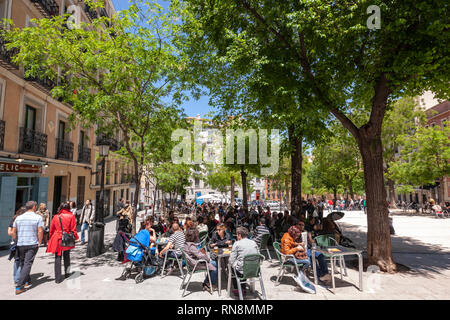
0, 0, 135, 246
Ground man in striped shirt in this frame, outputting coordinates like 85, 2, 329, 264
159, 223, 185, 272
252, 217, 270, 247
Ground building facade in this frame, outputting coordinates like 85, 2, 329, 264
0, 0, 135, 246
425, 100, 450, 204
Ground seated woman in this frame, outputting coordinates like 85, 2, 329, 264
209, 223, 232, 249
184, 228, 218, 293
153, 216, 166, 235
281, 226, 310, 269
196, 216, 208, 234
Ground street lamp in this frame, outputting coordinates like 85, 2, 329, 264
87, 141, 110, 258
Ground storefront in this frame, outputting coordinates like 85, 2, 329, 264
0, 158, 47, 246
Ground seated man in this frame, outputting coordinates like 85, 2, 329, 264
251, 217, 270, 247
209, 223, 232, 249
229, 227, 259, 294
159, 223, 186, 272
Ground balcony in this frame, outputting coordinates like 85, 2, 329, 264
0, 119, 5, 150
19, 127, 47, 157
30, 0, 60, 18
78, 145, 91, 164
0, 34, 19, 70
56, 138, 74, 161
24, 72, 56, 94
96, 132, 119, 151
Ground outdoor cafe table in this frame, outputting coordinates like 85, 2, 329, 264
210, 248, 232, 296
155, 238, 169, 254
311, 245, 363, 292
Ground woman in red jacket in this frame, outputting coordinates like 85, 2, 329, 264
47, 202, 79, 283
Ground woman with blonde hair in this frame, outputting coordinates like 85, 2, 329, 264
38, 203, 50, 246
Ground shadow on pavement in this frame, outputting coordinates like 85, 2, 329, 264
30, 273, 53, 288
339, 222, 450, 278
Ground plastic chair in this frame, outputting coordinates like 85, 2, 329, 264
199, 230, 208, 243
314, 234, 347, 277
258, 233, 272, 261
160, 249, 185, 279
179, 249, 213, 297
272, 242, 306, 286
229, 254, 266, 300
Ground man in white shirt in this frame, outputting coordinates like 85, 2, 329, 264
11, 201, 43, 295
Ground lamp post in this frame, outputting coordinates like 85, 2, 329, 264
98, 144, 110, 223
87, 142, 109, 258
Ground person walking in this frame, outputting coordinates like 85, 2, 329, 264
8, 207, 26, 287
37, 203, 50, 246
69, 201, 79, 223
10, 201, 44, 295
47, 202, 79, 283
79, 199, 95, 245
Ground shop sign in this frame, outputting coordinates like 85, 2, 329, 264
0, 162, 42, 173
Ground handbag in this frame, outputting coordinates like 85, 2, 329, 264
59, 214, 76, 247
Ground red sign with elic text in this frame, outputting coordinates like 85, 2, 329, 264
0, 162, 42, 173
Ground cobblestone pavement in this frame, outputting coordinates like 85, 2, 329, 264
1, 210, 449, 300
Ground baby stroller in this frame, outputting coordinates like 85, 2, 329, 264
116, 232, 161, 283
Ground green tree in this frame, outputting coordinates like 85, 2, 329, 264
204, 164, 240, 197
5, 0, 185, 234
382, 97, 427, 208
153, 162, 191, 210
172, 0, 449, 272
389, 125, 450, 206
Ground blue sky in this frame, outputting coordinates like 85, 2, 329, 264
111, 0, 214, 118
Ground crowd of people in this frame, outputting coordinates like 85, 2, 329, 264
113, 198, 343, 294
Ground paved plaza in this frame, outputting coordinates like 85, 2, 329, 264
1, 210, 449, 300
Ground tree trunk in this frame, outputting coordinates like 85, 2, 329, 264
241, 166, 248, 214
387, 178, 397, 209
285, 177, 291, 209
230, 176, 235, 206
333, 187, 337, 210
358, 133, 396, 273
439, 177, 445, 205
349, 183, 354, 201
344, 187, 348, 208
329, 73, 396, 273
289, 128, 303, 217
131, 165, 141, 235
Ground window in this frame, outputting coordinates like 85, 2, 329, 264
0, 0, 8, 21
58, 121, 66, 140
25, 105, 36, 130
80, 130, 86, 147
195, 178, 200, 188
